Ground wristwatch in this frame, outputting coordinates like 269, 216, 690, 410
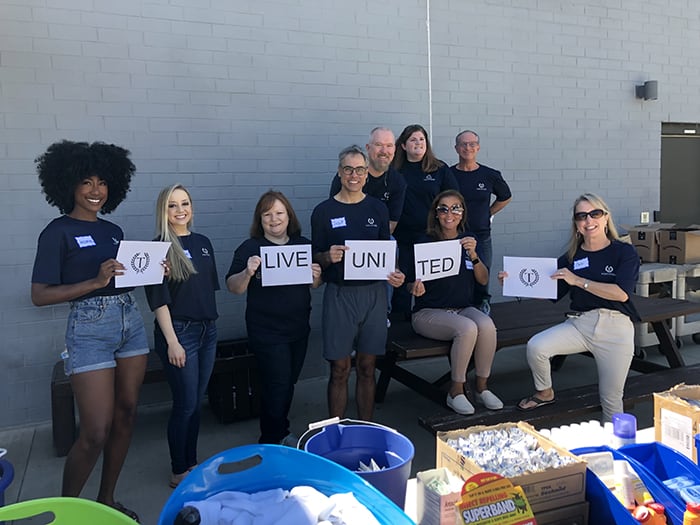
583, 280, 590, 290
471, 258, 481, 266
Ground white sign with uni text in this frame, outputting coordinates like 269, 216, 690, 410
260, 244, 313, 287
343, 240, 396, 280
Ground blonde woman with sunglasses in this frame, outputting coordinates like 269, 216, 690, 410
499, 193, 640, 421
408, 189, 502, 415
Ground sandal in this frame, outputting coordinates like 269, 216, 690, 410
108, 501, 140, 523
169, 470, 189, 489
517, 395, 556, 411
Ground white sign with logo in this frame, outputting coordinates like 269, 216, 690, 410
413, 239, 462, 282
343, 240, 396, 280
115, 240, 171, 288
502, 256, 558, 299
260, 244, 313, 287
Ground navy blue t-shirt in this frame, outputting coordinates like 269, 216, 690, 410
311, 196, 390, 285
145, 233, 220, 321
31, 215, 132, 299
328, 167, 407, 223
394, 161, 459, 245
412, 233, 479, 312
557, 240, 640, 321
451, 164, 512, 235
227, 236, 313, 344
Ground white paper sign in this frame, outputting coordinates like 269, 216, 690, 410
343, 240, 396, 280
115, 240, 171, 288
413, 239, 462, 282
502, 256, 558, 299
260, 244, 313, 287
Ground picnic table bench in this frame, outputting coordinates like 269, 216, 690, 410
376, 295, 700, 430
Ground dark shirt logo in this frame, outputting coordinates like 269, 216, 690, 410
477, 182, 487, 191
131, 252, 150, 274
201, 247, 210, 257
366, 217, 377, 228
424, 174, 435, 182
519, 268, 540, 287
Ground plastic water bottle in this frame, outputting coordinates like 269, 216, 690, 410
684, 502, 700, 525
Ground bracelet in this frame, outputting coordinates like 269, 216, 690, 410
471, 258, 481, 266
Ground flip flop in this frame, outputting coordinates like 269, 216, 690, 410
108, 502, 140, 523
517, 395, 556, 411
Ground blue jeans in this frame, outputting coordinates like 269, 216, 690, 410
154, 319, 217, 475
474, 232, 493, 303
251, 336, 308, 444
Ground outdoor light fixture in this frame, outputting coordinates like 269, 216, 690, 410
636, 80, 658, 100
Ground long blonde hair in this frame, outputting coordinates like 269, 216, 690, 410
566, 193, 621, 262
155, 184, 197, 282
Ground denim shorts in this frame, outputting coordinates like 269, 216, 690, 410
63, 292, 149, 376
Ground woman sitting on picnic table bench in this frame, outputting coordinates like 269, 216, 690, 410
499, 192, 640, 422
408, 189, 503, 415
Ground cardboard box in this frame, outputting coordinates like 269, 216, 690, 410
436, 422, 587, 514
623, 223, 675, 263
416, 468, 462, 525
534, 501, 589, 525
658, 227, 700, 264
654, 383, 700, 461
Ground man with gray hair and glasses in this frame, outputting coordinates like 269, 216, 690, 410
452, 130, 512, 315
313, 145, 405, 420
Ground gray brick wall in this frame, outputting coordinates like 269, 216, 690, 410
1, 0, 699, 426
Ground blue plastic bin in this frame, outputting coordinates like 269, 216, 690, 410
619, 441, 700, 513
573, 445, 684, 525
158, 444, 413, 525
0, 460, 14, 507
300, 419, 415, 509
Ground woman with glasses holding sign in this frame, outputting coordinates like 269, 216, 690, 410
144, 184, 220, 489
227, 190, 322, 446
31, 140, 147, 522
499, 193, 639, 421
408, 189, 502, 415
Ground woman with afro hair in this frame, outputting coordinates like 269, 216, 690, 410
31, 140, 148, 522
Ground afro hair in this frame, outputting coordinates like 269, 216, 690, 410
35, 140, 136, 214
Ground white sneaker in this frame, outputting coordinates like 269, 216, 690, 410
446, 393, 475, 415
280, 433, 299, 447
475, 390, 504, 410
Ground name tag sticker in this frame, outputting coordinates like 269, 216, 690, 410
465, 260, 474, 270
183, 249, 192, 259
573, 257, 589, 270
75, 235, 96, 248
331, 217, 347, 229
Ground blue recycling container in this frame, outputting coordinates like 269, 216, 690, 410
300, 420, 415, 509
0, 460, 14, 507
158, 444, 413, 525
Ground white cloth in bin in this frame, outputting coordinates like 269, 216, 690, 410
185, 485, 380, 525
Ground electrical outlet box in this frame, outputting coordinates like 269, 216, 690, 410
641, 211, 650, 224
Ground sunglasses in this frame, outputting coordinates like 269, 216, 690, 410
436, 204, 464, 216
574, 209, 606, 221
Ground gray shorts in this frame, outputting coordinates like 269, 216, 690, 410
322, 281, 388, 360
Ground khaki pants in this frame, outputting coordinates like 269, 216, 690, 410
526, 308, 634, 422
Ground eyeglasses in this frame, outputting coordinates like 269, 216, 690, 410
340, 165, 368, 176
573, 209, 606, 221
436, 204, 464, 216
457, 141, 479, 148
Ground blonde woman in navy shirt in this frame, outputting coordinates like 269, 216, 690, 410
31, 140, 147, 522
145, 184, 219, 488
500, 193, 640, 422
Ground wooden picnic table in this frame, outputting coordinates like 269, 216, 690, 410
376, 295, 700, 407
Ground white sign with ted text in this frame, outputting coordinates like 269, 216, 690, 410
115, 240, 171, 288
413, 239, 462, 282
260, 244, 313, 287
502, 256, 558, 299
343, 240, 396, 280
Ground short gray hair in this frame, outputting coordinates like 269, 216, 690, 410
338, 144, 368, 165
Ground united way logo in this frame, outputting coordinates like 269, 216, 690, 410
519, 268, 540, 287
130, 252, 150, 274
